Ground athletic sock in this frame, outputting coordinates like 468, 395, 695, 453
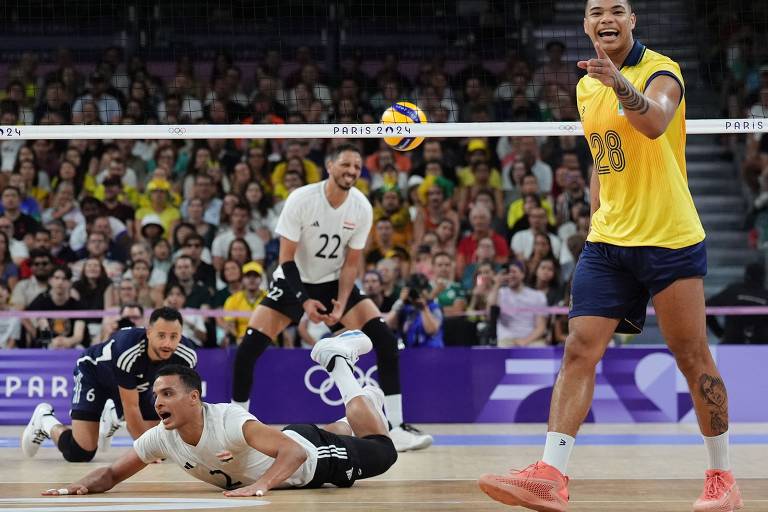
329, 357, 365, 405
231, 399, 250, 411
703, 430, 731, 470
41, 412, 61, 436
384, 394, 403, 427
542, 431, 575, 475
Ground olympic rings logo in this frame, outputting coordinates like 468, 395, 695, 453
557, 123, 580, 132
304, 364, 380, 406
167, 127, 187, 135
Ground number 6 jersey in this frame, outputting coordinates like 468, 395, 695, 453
274, 181, 373, 284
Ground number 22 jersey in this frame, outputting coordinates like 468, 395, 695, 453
274, 181, 373, 284
577, 40, 705, 249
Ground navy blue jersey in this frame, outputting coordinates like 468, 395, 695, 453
76, 327, 197, 395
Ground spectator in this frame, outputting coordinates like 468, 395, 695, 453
226, 238, 253, 270
10, 249, 52, 309
34, 80, 72, 124
457, 204, 510, 281
505, 174, 556, 230
15, 158, 50, 206
467, 261, 497, 313
125, 259, 155, 309
98, 177, 137, 236
73, 257, 116, 340
531, 40, 579, 95
372, 186, 413, 248
362, 269, 397, 313
376, 257, 401, 305
555, 167, 589, 225
71, 231, 125, 283
0, 282, 21, 348
244, 180, 278, 241
431, 252, 467, 316
527, 257, 564, 306
524, 232, 557, 278
387, 272, 444, 348
223, 261, 267, 345
17, 228, 59, 279
41, 181, 84, 233
5, 172, 41, 220
2, 185, 40, 242
129, 241, 167, 288
25, 265, 87, 348
433, 218, 457, 257
166, 255, 212, 309
136, 178, 181, 238
181, 232, 216, 292
163, 282, 207, 346
71, 71, 122, 124
366, 217, 410, 268
181, 174, 223, 227
45, 219, 77, 264
68, 197, 128, 252
511, 206, 566, 265
0, 231, 19, 289
706, 262, 768, 344
412, 179, 459, 250
488, 261, 548, 347
212, 259, 242, 308
99, 302, 145, 341
211, 203, 265, 271
185, 197, 217, 248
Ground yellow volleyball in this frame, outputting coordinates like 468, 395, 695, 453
380, 101, 428, 151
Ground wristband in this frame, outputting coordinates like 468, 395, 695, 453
281, 261, 309, 304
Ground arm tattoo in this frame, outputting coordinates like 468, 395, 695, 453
699, 374, 729, 435
612, 74, 650, 115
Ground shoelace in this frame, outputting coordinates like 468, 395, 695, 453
704, 473, 726, 500
400, 423, 425, 434
32, 428, 49, 445
105, 422, 120, 437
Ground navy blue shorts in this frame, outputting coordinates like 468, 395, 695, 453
70, 364, 158, 422
569, 241, 707, 334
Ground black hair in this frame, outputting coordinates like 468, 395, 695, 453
155, 364, 202, 395
148, 306, 183, 326
51, 264, 73, 280
329, 143, 362, 162
120, 302, 144, 316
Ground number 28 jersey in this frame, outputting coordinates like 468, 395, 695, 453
274, 181, 373, 284
577, 40, 705, 249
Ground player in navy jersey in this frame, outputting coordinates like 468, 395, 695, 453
21, 307, 197, 463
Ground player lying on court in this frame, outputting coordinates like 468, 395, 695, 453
22, 307, 197, 463
42, 331, 397, 497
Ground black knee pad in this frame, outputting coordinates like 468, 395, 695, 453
360, 434, 398, 476
362, 318, 401, 395
232, 328, 273, 402
57, 429, 96, 462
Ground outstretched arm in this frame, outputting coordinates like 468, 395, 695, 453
42, 448, 147, 495
222, 420, 308, 497
578, 42, 682, 139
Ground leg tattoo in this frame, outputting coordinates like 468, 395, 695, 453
699, 374, 729, 435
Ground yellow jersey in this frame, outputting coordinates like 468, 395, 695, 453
223, 289, 267, 339
577, 41, 705, 248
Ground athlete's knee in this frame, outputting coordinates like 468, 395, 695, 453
363, 318, 398, 356
236, 328, 272, 359
562, 331, 603, 369
364, 434, 398, 473
57, 429, 97, 462
669, 339, 712, 376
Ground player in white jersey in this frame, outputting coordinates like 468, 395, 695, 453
43, 331, 397, 497
231, 143, 432, 452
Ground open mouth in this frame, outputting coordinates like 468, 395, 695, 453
159, 411, 172, 423
598, 29, 619, 42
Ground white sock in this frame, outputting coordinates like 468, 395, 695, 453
329, 358, 365, 405
542, 431, 575, 475
231, 399, 250, 411
41, 413, 62, 436
703, 431, 731, 470
384, 394, 403, 427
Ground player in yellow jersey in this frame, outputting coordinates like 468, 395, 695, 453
478, 1, 743, 511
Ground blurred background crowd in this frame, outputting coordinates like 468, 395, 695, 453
0, 0, 766, 349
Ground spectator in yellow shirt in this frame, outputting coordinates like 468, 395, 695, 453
223, 261, 267, 344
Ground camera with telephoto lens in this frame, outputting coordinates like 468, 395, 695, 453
405, 273, 431, 303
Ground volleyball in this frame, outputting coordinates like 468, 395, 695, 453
381, 101, 428, 151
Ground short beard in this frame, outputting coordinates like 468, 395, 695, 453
334, 175, 352, 191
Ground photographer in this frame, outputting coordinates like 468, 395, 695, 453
386, 272, 444, 348
100, 303, 145, 340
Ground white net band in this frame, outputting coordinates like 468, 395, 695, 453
1, 118, 766, 140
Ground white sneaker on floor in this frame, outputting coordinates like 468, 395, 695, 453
361, 386, 388, 430
390, 423, 433, 452
98, 399, 123, 452
21, 403, 54, 458
310, 330, 372, 370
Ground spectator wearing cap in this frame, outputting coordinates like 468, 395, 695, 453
97, 176, 136, 236
135, 178, 181, 239
488, 260, 548, 347
140, 214, 165, 245
223, 261, 267, 344
456, 139, 504, 210
71, 71, 122, 124
372, 186, 413, 248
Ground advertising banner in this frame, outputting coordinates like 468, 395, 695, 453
0, 346, 765, 424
